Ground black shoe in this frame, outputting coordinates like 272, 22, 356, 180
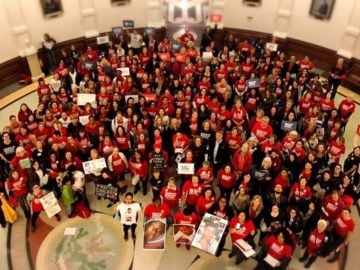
299, 256, 307, 262
235, 257, 244, 265
107, 203, 113, 208
124, 234, 129, 241
97, 196, 101, 200
228, 252, 235, 258
134, 188, 139, 195
304, 261, 313, 268
132, 233, 136, 240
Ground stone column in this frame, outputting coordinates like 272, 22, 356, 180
273, 0, 294, 39
337, 0, 360, 58
147, 0, 165, 28
79, 0, 99, 38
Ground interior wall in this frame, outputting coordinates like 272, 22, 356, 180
0, 0, 148, 63
0, 0, 359, 63
221, 0, 360, 58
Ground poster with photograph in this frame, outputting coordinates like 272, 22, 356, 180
173, 224, 195, 245
191, 213, 228, 255
40, 192, 61, 218
143, 218, 166, 250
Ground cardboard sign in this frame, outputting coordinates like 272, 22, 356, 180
144, 27, 156, 36
209, 14, 222, 23
95, 184, 118, 200
142, 93, 157, 102
191, 213, 228, 255
117, 67, 130, 76
77, 93, 96, 106
173, 224, 195, 245
125, 95, 139, 103
82, 158, 107, 175
112, 26, 123, 35
265, 42, 278, 52
247, 78, 260, 89
123, 20, 134, 28
97, 36, 109, 45
143, 218, 166, 250
40, 192, 61, 218
178, 163, 195, 175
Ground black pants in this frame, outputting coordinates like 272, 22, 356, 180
135, 180, 148, 196
219, 186, 233, 200
301, 250, 317, 267
31, 211, 41, 227
328, 77, 342, 100
123, 223, 137, 237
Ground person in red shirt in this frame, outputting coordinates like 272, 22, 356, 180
251, 116, 273, 145
326, 209, 355, 263
144, 196, 171, 222
196, 161, 214, 186
180, 28, 195, 47
255, 230, 293, 270
195, 187, 216, 217
160, 177, 181, 211
299, 219, 328, 268
6, 169, 30, 218
328, 136, 346, 164
228, 211, 256, 265
338, 95, 356, 127
321, 190, 345, 222
289, 177, 312, 212
299, 55, 314, 71
29, 184, 61, 232
218, 164, 237, 199
129, 151, 149, 196
181, 175, 204, 207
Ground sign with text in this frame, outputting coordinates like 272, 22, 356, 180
95, 184, 118, 200
209, 14, 222, 23
82, 158, 107, 175
40, 192, 61, 218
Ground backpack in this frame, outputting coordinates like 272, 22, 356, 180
74, 202, 91, 218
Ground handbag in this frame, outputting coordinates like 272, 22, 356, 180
1, 196, 18, 223
131, 174, 140, 186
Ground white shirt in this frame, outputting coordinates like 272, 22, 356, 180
116, 202, 141, 225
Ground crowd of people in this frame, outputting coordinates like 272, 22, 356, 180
0, 25, 359, 269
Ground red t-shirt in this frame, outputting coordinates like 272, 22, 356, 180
218, 169, 236, 189
182, 181, 204, 206
333, 214, 355, 237
144, 203, 171, 219
264, 235, 292, 261
160, 186, 181, 209
229, 217, 255, 242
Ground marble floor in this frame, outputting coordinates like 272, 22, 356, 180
0, 79, 359, 270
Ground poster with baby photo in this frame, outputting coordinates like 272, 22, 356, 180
143, 218, 166, 250
173, 224, 195, 245
191, 213, 228, 255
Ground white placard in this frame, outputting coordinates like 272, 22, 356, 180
40, 192, 61, 218
202, 52, 213, 59
265, 42, 278, 52
125, 95, 139, 103
234, 239, 256, 258
77, 93, 96, 106
82, 158, 107, 175
178, 163, 195, 175
264, 254, 280, 267
79, 115, 90, 126
117, 67, 130, 76
64, 227, 77, 236
97, 36, 109, 45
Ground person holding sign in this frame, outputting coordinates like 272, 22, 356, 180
114, 192, 141, 240
228, 211, 256, 265
28, 184, 61, 232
